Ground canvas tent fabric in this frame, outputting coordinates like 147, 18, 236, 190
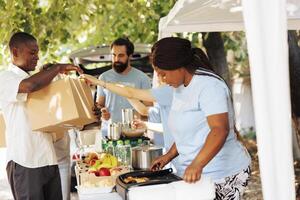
159, 0, 300, 38
158, 0, 298, 199
242, 0, 295, 199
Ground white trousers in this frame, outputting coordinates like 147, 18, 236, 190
58, 161, 71, 200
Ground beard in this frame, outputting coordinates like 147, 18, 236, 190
113, 60, 129, 73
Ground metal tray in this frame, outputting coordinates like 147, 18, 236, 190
116, 168, 182, 200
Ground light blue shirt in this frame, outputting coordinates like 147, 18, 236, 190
150, 85, 174, 150
149, 86, 183, 172
97, 67, 151, 135
168, 75, 251, 180
147, 104, 164, 147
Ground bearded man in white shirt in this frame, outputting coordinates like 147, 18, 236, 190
0, 32, 82, 200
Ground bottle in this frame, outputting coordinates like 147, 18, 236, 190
123, 140, 132, 167
115, 140, 124, 164
101, 140, 108, 152
137, 138, 143, 146
106, 141, 115, 156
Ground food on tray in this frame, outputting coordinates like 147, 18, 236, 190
123, 176, 149, 184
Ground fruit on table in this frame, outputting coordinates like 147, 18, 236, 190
84, 152, 99, 164
99, 168, 111, 176
87, 153, 118, 175
100, 153, 118, 168
89, 159, 97, 166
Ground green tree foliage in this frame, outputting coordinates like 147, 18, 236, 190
179, 32, 249, 80
0, 0, 176, 69
223, 32, 249, 79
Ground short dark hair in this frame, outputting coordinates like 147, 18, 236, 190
9, 32, 37, 51
110, 37, 134, 56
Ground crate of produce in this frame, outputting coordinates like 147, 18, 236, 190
75, 152, 130, 196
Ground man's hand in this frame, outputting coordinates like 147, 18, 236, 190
56, 64, 83, 74
92, 103, 101, 121
101, 107, 111, 121
42, 63, 83, 75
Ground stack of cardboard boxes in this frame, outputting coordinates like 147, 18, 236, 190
0, 77, 96, 147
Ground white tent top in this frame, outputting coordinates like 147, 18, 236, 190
159, 0, 300, 37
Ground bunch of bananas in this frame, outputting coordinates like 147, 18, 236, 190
88, 153, 118, 172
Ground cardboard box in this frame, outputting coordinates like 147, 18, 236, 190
26, 77, 96, 133
52, 131, 65, 142
0, 114, 6, 147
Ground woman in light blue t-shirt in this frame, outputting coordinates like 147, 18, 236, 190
150, 37, 251, 200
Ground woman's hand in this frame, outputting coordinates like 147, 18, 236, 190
131, 119, 146, 129
80, 74, 105, 87
183, 161, 203, 183
150, 154, 171, 171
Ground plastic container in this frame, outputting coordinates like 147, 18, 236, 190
123, 140, 132, 167
115, 140, 124, 164
106, 141, 115, 156
78, 129, 98, 146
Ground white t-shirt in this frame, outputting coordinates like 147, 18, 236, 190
0, 65, 57, 168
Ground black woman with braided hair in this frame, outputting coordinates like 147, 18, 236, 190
150, 37, 251, 200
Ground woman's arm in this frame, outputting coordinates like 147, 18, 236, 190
150, 142, 179, 171
144, 122, 164, 133
184, 112, 229, 183
127, 98, 149, 116
82, 74, 156, 102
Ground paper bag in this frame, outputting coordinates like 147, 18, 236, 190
26, 77, 96, 133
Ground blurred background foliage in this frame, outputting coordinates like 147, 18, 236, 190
0, 0, 176, 67
0, 0, 251, 79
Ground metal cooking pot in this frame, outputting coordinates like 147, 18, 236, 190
121, 108, 134, 124
107, 122, 122, 140
131, 145, 163, 170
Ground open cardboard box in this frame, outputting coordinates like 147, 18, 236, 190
26, 77, 96, 133
0, 77, 96, 147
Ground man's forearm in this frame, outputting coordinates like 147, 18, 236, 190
20, 65, 62, 93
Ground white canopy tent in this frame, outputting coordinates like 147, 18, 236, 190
159, 0, 300, 37
158, 0, 300, 199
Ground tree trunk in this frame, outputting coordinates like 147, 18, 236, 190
202, 32, 230, 84
288, 30, 300, 160
288, 30, 300, 117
